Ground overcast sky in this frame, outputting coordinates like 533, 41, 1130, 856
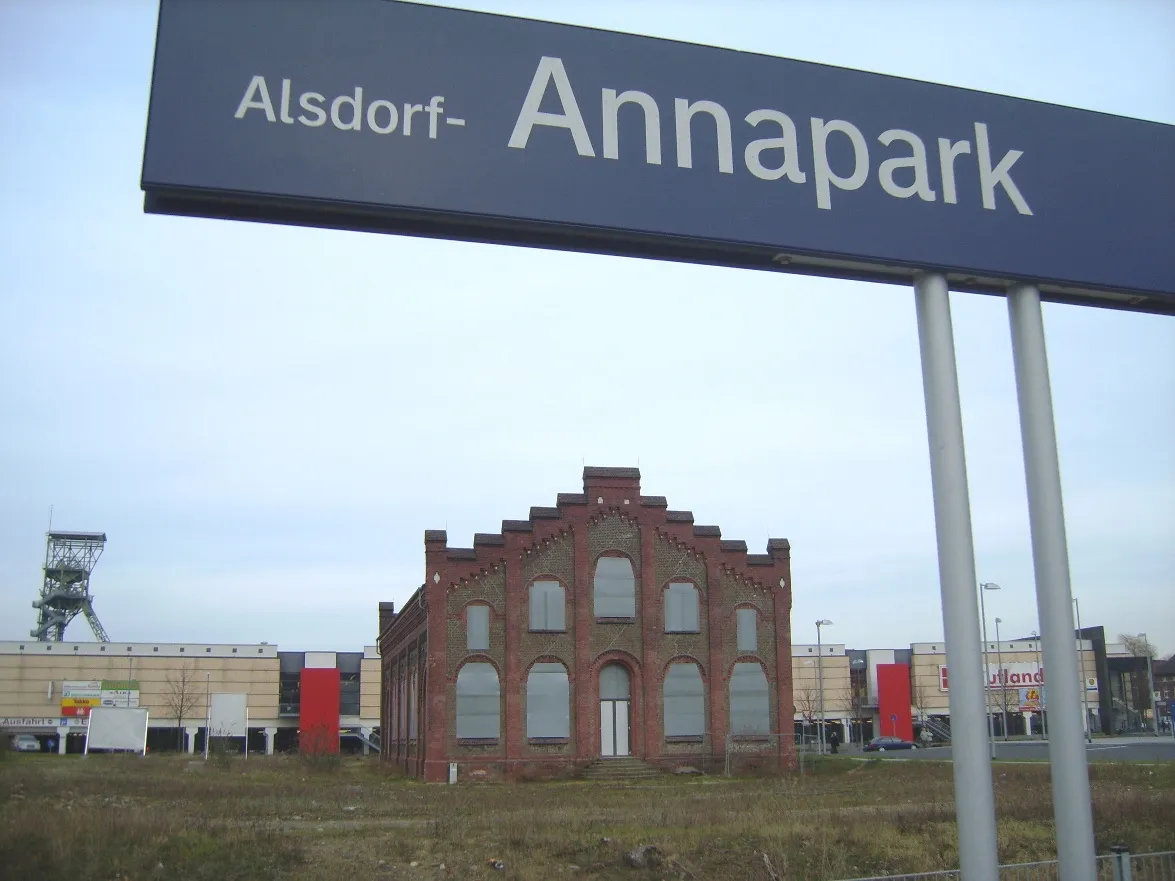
1, 0, 1172, 656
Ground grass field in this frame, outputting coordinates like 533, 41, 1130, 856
2, 752, 1173, 880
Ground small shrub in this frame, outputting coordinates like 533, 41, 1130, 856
297, 725, 342, 772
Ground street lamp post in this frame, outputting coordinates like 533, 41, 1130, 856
203, 672, 211, 761
1032, 630, 1047, 740
1141, 633, 1159, 737
979, 583, 1000, 757
1074, 598, 1092, 742
850, 658, 867, 748
816, 619, 833, 755
995, 617, 1008, 740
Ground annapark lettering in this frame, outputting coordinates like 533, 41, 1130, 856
234, 76, 457, 138
509, 57, 1033, 215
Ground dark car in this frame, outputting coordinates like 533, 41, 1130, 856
864, 735, 917, 752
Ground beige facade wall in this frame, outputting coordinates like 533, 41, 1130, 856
911, 639, 1099, 717
791, 644, 851, 721
0, 642, 279, 726
360, 648, 380, 720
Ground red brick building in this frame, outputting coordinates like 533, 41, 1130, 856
378, 467, 795, 781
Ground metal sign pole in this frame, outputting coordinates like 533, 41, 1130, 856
1006, 282, 1096, 881
913, 272, 999, 881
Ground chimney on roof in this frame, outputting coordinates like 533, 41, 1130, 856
583, 466, 641, 505
378, 601, 396, 636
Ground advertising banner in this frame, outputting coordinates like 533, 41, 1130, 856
1018, 687, 1045, 712
98, 680, 141, 709
142, 0, 1175, 314
60, 680, 140, 716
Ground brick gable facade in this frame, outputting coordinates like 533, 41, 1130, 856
379, 467, 795, 780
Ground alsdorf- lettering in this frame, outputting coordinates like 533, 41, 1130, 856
235, 77, 462, 138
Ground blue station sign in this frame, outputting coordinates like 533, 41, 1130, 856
141, 0, 1175, 314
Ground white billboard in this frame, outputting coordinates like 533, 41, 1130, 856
208, 693, 249, 738
85, 707, 148, 755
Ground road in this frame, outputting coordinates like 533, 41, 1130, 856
861, 736, 1175, 763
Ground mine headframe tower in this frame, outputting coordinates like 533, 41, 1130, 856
31, 531, 109, 642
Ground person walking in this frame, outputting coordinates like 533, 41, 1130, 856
829, 728, 840, 754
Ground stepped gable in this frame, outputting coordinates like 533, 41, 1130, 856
423, 467, 791, 593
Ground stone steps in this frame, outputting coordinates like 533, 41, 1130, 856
580, 757, 663, 781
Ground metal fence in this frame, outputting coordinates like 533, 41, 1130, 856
837, 848, 1174, 881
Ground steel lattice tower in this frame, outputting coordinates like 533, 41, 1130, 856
31, 531, 110, 642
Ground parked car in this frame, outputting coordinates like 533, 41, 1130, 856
864, 735, 917, 752
9, 734, 40, 752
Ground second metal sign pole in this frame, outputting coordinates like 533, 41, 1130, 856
913, 272, 1000, 880
1007, 283, 1097, 881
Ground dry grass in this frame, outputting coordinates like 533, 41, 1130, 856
1, 754, 1172, 880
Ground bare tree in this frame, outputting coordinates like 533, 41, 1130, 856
840, 686, 869, 747
911, 680, 931, 724
1119, 634, 1158, 659
795, 685, 819, 744
163, 663, 206, 750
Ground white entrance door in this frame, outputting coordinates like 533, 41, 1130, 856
599, 663, 632, 757
600, 699, 630, 757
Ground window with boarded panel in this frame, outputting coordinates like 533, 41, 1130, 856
528, 581, 565, 631
665, 582, 700, 632
456, 663, 499, 739
664, 662, 705, 737
526, 663, 570, 738
736, 607, 758, 653
594, 556, 636, 618
467, 604, 490, 651
729, 662, 770, 735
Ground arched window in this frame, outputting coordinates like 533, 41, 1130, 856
594, 555, 636, 618
729, 662, 770, 735
600, 663, 631, 700
665, 582, 700, 632
398, 674, 407, 739
409, 669, 418, 739
456, 663, 500, 739
529, 580, 566, 631
736, 607, 758, 652
664, 663, 705, 737
466, 603, 490, 651
526, 662, 570, 738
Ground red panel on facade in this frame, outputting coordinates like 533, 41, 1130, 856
300, 667, 340, 754
876, 663, 914, 741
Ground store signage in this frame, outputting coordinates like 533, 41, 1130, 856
60, 680, 140, 716
938, 664, 1096, 693
0, 717, 88, 729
